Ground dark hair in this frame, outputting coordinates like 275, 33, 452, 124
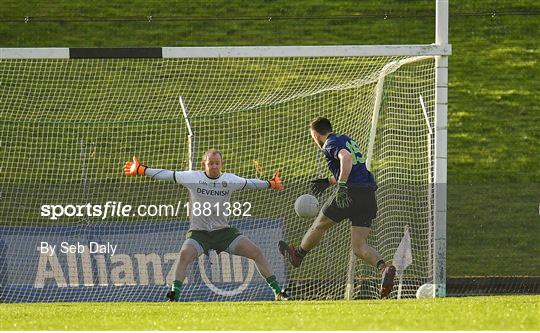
310, 117, 333, 135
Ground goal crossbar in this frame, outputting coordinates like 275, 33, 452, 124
0, 45, 451, 59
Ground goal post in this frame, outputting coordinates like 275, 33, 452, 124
0, 43, 449, 302
434, 0, 449, 298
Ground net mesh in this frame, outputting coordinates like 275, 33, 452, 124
0, 55, 435, 302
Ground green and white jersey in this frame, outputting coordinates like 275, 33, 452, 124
145, 168, 269, 231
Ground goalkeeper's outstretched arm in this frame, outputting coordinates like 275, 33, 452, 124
240, 169, 283, 191
125, 156, 283, 190
124, 156, 178, 182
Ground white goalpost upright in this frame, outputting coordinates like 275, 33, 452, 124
434, 0, 449, 298
0, 0, 449, 303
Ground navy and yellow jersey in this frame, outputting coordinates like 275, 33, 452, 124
321, 133, 376, 188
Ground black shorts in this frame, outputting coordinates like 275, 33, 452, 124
321, 186, 378, 227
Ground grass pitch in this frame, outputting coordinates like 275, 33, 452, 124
1, 295, 538, 330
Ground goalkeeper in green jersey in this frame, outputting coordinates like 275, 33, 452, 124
278, 117, 396, 298
125, 149, 289, 301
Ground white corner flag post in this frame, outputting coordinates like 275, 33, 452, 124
392, 226, 413, 299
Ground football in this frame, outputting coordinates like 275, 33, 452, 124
416, 283, 434, 299
294, 194, 320, 218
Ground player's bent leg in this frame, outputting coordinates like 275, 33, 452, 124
350, 226, 381, 266
350, 226, 395, 298
175, 239, 202, 281
278, 212, 336, 268
300, 212, 337, 251
168, 240, 202, 302
231, 236, 288, 300
231, 236, 273, 277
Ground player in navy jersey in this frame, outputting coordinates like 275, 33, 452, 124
278, 117, 396, 298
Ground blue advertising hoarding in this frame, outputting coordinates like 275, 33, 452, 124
0, 219, 286, 302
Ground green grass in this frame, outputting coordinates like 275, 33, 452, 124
448, 183, 540, 276
1, 296, 538, 330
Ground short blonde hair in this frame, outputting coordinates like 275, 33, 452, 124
202, 149, 223, 162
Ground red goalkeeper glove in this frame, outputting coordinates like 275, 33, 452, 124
124, 156, 147, 176
268, 169, 283, 190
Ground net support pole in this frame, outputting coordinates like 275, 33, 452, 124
179, 96, 196, 171
80, 140, 90, 225
434, 0, 448, 298
420, 95, 434, 281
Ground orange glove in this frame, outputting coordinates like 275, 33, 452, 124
268, 169, 283, 190
124, 156, 147, 176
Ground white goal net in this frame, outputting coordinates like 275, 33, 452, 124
0, 52, 436, 302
